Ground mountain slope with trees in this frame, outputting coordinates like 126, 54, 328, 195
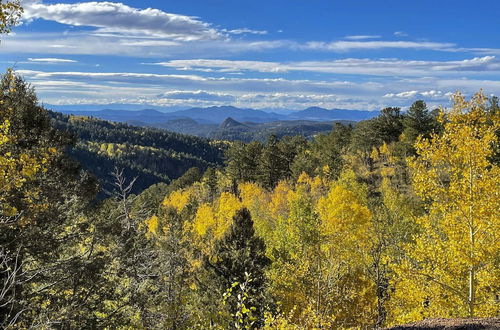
1, 67, 499, 328
50, 111, 226, 195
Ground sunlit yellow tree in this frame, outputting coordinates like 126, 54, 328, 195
316, 171, 376, 327
390, 92, 500, 323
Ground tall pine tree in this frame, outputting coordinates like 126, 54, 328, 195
205, 208, 272, 327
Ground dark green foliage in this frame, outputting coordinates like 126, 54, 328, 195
50, 111, 225, 195
0, 72, 99, 327
399, 100, 440, 155
226, 141, 264, 184
146, 206, 195, 329
257, 136, 284, 189
205, 208, 272, 327
203, 167, 219, 201
225, 125, 352, 188
168, 167, 203, 192
292, 122, 353, 179
207, 120, 343, 142
350, 107, 403, 153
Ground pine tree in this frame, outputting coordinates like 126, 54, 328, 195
205, 208, 272, 327
259, 135, 285, 189
0, 71, 98, 327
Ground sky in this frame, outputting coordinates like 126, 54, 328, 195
1, 0, 500, 111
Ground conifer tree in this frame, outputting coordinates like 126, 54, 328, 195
205, 208, 272, 327
0, 71, 98, 327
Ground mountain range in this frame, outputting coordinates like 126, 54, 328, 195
57, 106, 379, 141
59, 105, 379, 124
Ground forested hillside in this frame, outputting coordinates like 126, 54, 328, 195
50, 111, 226, 194
207, 119, 350, 142
1, 70, 499, 329
60, 110, 355, 142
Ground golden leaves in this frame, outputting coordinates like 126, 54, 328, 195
390, 91, 500, 323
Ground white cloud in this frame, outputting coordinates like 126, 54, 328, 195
148, 56, 500, 77
0, 32, 290, 57
304, 40, 456, 52
18, 69, 372, 95
394, 31, 408, 37
150, 59, 288, 73
28, 57, 77, 63
226, 28, 268, 35
22, 1, 221, 40
420, 90, 444, 98
16, 68, 500, 111
383, 91, 419, 98
160, 90, 236, 102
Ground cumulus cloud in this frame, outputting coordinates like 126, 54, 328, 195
394, 31, 408, 37
22, 1, 221, 40
383, 90, 455, 100
420, 90, 445, 98
383, 91, 419, 98
27, 57, 77, 63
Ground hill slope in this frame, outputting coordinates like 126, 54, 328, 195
50, 111, 226, 195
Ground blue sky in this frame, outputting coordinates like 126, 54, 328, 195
1, 0, 500, 111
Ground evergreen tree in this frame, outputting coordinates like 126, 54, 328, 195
0, 71, 99, 327
399, 100, 439, 155
205, 208, 272, 327
350, 107, 403, 153
226, 141, 263, 184
259, 135, 285, 189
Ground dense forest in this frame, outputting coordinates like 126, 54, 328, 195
50, 111, 225, 195
1, 68, 499, 329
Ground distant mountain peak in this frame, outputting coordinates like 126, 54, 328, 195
220, 117, 246, 128
304, 106, 328, 111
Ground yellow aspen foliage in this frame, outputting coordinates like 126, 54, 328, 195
297, 171, 329, 201
315, 174, 377, 327
192, 203, 215, 237
267, 174, 376, 327
389, 92, 500, 324
214, 192, 242, 237
146, 215, 159, 235
239, 182, 273, 239
162, 188, 193, 212
269, 180, 292, 220
318, 184, 370, 239
266, 183, 318, 319
0, 119, 50, 220
317, 176, 372, 252
191, 192, 241, 241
